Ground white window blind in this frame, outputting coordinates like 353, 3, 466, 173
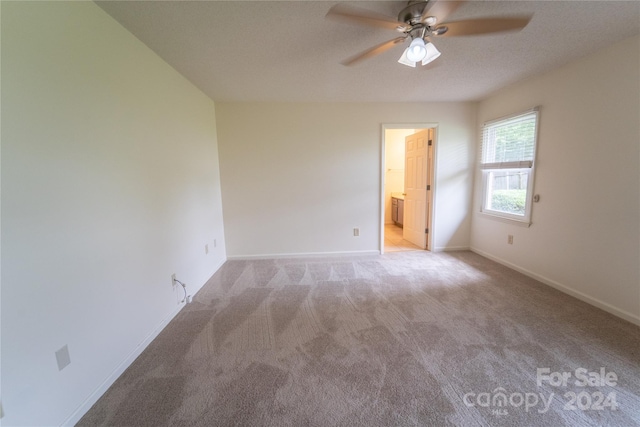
481, 109, 538, 170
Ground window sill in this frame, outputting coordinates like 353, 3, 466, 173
478, 211, 532, 228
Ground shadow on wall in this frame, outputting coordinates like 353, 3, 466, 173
438, 168, 473, 251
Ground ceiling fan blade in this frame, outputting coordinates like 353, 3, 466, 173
421, 0, 464, 24
326, 4, 409, 31
342, 37, 407, 66
435, 16, 532, 37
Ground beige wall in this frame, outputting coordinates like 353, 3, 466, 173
471, 35, 640, 325
1, 2, 226, 425
217, 102, 475, 257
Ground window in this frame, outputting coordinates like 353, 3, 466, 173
480, 108, 539, 224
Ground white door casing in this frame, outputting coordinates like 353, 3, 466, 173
425, 128, 434, 251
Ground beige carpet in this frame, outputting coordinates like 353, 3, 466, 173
78, 251, 640, 426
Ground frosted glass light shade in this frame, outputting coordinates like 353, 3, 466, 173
405, 38, 427, 62
422, 42, 441, 65
397, 48, 417, 67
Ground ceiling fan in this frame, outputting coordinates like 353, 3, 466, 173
326, 0, 532, 67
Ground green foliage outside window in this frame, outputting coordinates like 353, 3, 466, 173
490, 189, 526, 215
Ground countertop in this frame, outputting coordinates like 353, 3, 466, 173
391, 192, 405, 201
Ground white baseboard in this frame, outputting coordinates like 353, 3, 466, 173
62, 303, 184, 427
62, 258, 227, 427
470, 247, 640, 327
434, 246, 470, 252
228, 250, 380, 260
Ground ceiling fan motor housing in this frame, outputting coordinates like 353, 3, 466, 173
397, 1, 442, 40
398, 0, 431, 25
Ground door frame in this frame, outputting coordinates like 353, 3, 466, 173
380, 123, 439, 254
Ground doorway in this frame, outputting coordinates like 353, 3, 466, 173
380, 124, 437, 254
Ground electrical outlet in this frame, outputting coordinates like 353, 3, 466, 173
508, 235, 514, 245
353, 228, 360, 237
205, 244, 209, 254
171, 273, 176, 287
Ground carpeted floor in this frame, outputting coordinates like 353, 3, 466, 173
78, 251, 640, 426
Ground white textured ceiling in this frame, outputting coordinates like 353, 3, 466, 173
96, 0, 640, 103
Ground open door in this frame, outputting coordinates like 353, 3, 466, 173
381, 125, 436, 254
403, 129, 430, 249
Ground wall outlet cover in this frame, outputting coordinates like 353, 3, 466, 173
56, 345, 71, 371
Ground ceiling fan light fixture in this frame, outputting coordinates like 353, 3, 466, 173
405, 37, 427, 62
421, 42, 441, 65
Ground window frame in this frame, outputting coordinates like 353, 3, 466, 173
480, 107, 540, 225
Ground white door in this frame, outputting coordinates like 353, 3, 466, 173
403, 130, 429, 248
